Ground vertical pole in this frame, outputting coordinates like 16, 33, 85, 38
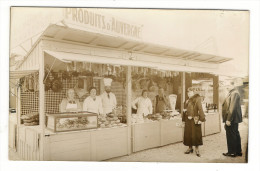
180, 72, 185, 116
213, 75, 221, 132
16, 85, 21, 152
180, 72, 185, 139
126, 66, 132, 155
39, 43, 45, 160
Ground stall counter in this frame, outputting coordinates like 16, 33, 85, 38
204, 112, 221, 136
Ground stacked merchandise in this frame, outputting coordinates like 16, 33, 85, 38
21, 112, 39, 126
131, 114, 144, 124
149, 113, 163, 121
98, 113, 124, 128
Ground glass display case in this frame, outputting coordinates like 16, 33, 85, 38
46, 112, 98, 132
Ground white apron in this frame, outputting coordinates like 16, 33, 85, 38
66, 103, 78, 111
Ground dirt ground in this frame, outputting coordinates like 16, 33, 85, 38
9, 119, 248, 163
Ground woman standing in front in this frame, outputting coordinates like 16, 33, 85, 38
182, 87, 206, 157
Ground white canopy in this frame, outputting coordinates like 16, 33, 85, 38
44, 50, 218, 73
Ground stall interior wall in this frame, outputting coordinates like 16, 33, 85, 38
131, 73, 182, 111
43, 77, 125, 114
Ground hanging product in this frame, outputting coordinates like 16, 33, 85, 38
28, 75, 34, 91
148, 79, 157, 92
45, 79, 52, 91
72, 71, 79, 77
52, 79, 63, 92
34, 73, 39, 91
78, 78, 84, 89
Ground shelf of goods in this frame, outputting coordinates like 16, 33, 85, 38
43, 126, 129, 161
204, 112, 221, 136
132, 117, 183, 152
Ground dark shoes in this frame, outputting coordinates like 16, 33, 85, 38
236, 152, 243, 156
184, 148, 200, 157
223, 152, 242, 157
195, 149, 201, 157
184, 148, 193, 154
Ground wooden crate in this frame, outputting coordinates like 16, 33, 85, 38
132, 122, 160, 152
160, 119, 183, 146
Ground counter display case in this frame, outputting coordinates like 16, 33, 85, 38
46, 112, 98, 132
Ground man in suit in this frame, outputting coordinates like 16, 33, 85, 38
222, 82, 243, 157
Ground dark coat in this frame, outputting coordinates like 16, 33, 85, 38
182, 94, 206, 146
222, 88, 242, 123
182, 94, 206, 122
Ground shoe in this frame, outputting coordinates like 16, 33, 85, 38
236, 152, 242, 156
222, 153, 237, 157
195, 150, 201, 157
184, 148, 193, 154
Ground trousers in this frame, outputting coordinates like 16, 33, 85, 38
225, 123, 242, 154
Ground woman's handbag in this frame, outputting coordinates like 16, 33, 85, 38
194, 116, 200, 124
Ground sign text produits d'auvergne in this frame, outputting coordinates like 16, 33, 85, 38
65, 8, 142, 39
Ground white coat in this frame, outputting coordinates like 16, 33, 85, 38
83, 96, 103, 114
132, 97, 153, 116
100, 92, 117, 114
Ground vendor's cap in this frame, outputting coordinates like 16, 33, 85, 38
104, 78, 113, 86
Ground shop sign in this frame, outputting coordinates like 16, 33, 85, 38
64, 8, 143, 40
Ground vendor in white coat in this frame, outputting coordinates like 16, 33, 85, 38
100, 78, 117, 114
132, 90, 153, 117
83, 87, 103, 115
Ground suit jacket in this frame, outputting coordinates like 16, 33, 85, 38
222, 88, 242, 123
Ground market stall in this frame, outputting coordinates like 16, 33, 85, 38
12, 10, 231, 160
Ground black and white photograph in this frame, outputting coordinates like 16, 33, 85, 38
1, 1, 260, 171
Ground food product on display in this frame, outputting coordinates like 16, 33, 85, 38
21, 113, 39, 125
107, 113, 115, 118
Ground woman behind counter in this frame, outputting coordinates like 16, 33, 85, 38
182, 87, 206, 157
132, 90, 153, 118
59, 89, 82, 113
83, 87, 103, 115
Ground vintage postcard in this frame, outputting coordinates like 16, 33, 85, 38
9, 7, 249, 164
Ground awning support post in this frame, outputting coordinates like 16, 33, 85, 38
126, 65, 132, 155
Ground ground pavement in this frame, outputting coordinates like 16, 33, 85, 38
107, 119, 248, 163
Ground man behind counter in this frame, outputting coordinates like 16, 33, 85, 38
154, 87, 171, 113
100, 78, 117, 115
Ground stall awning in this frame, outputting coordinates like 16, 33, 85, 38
44, 50, 218, 73
9, 70, 38, 79
42, 22, 232, 64
44, 50, 157, 67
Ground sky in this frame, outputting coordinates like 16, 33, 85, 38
10, 8, 249, 77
